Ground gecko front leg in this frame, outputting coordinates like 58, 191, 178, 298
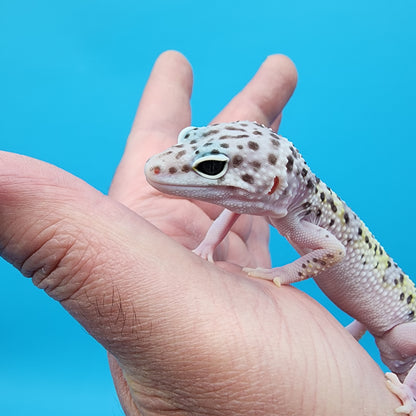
244, 220, 345, 286
193, 209, 240, 262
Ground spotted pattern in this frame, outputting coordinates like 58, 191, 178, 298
145, 120, 416, 337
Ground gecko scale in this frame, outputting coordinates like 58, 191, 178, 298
145, 120, 416, 414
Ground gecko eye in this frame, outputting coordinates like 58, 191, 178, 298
192, 154, 229, 179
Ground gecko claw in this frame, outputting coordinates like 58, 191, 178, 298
192, 246, 214, 263
273, 277, 281, 287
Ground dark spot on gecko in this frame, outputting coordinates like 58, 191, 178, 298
286, 155, 294, 172
168, 167, 177, 174
375, 262, 379, 269
408, 295, 413, 304
358, 227, 363, 236
328, 199, 337, 213
271, 139, 280, 147
409, 311, 415, 318
270, 132, 279, 139
184, 133, 190, 139
303, 202, 312, 208
252, 130, 262, 135
400, 293, 405, 301
344, 213, 349, 224
202, 129, 219, 137
235, 134, 250, 139
290, 146, 298, 159
298, 272, 303, 277
220, 143, 229, 148
315, 177, 321, 184
316, 208, 322, 217
301, 168, 308, 177
237, 144, 243, 150
190, 139, 197, 144
203, 142, 213, 147
225, 126, 246, 132
379, 247, 384, 255
329, 219, 335, 227
248, 141, 259, 150
219, 135, 232, 140
241, 174, 254, 184
400, 274, 405, 283
175, 150, 186, 159
268, 154, 277, 165
232, 155, 244, 167
387, 261, 392, 268
394, 279, 399, 285
306, 179, 314, 189
320, 192, 325, 202
365, 236, 369, 244
182, 164, 191, 172
250, 161, 261, 170
195, 150, 200, 155
302, 263, 307, 268
211, 149, 220, 155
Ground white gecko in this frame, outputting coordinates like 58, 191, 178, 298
144, 120, 416, 414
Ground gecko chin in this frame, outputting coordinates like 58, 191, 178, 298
147, 179, 278, 216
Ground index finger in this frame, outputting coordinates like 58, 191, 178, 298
213, 54, 297, 129
110, 51, 193, 199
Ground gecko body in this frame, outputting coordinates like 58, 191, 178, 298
145, 121, 416, 414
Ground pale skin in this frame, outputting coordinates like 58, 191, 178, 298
0, 51, 401, 415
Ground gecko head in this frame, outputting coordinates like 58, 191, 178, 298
144, 121, 297, 215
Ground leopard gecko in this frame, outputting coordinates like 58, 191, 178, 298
144, 120, 416, 415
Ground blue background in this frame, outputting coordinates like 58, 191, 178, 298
1, 1, 415, 414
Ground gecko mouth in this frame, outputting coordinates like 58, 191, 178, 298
147, 177, 236, 197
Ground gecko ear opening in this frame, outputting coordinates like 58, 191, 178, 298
192, 154, 229, 179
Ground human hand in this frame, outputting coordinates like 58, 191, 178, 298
0, 51, 399, 415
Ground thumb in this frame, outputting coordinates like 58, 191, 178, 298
0, 150, 191, 359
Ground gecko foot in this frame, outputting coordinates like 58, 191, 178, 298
192, 244, 215, 263
242, 267, 281, 287
386, 372, 416, 415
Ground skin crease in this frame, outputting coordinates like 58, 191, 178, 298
0, 51, 401, 415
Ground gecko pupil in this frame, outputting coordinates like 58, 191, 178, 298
195, 159, 227, 176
